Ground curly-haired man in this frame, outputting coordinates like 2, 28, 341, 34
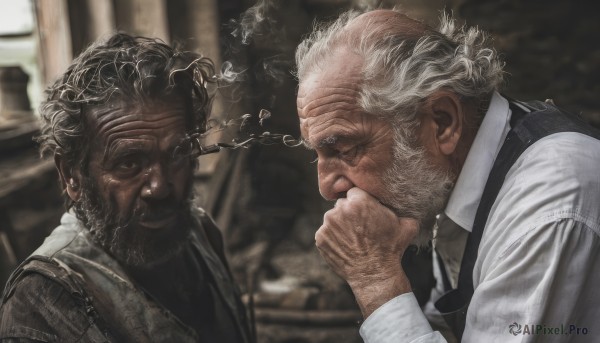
0, 33, 251, 342
296, 10, 600, 342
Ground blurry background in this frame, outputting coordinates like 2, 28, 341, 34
0, 1, 598, 342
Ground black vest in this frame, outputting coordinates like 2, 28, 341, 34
434, 99, 600, 340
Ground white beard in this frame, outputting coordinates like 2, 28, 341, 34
380, 132, 455, 247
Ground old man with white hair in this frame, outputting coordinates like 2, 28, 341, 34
296, 9, 600, 342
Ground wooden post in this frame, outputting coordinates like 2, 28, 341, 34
86, 0, 115, 40
185, 0, 222, 65
114, 0, 170, 43
182, 0, 225, 176
68, 0, 116, 55
34, 0, 73, 86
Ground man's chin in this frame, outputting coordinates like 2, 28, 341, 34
110, 231, 190, 270
104, 215, 192, 269
118, 239, 188, 270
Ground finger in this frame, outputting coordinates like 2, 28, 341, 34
315, 225, 326, 247
315, 226, 351, 266
345, 188, 384, 216
334, 197, 347, 208
322, 208, 337, 227
317, 249, 348, 278
346, 187, 370, 201
317, 218, 352, 253
315, 224, 342, 251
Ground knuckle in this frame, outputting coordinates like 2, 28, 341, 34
323, 210, 334, 224
315, 226, 327, 245
345, 198, 364, 216
348, 187, 367, 199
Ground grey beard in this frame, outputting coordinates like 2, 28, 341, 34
73, 178, 193, 269
381, 135, 455, 248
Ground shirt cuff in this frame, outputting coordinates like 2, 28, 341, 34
360, 292, 443, 343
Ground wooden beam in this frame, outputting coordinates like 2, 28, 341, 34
114, 0, 170, 43
86, 0, 115, 40
185, 0, 221, 65
34, 0, 73, 86
68, 0, 116, 55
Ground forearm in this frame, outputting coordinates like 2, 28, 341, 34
349, 267, 412, 318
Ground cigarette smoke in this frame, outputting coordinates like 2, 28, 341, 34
210, 0, 385, 149
231, 0, 278, 46
208, 0, 299, 147
222, 0, 294, 88
220, 61, 247, 84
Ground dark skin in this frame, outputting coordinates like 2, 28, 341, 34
60, 101, 193, 228
55, 100, 204, 328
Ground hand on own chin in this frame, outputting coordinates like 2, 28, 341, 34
315, 187, 419, 289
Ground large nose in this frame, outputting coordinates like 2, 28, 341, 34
317, 158, 353, 200
141, 163, 171, 200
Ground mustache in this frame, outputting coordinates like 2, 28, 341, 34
130, 200, 188, 222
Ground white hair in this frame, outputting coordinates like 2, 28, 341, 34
296, 10, 500, 241
296, 10, 505, 132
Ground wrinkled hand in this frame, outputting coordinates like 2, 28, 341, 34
315, 187, 419, 317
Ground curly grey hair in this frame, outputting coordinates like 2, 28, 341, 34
37, 32, 215, 207
296, 10, 504, 133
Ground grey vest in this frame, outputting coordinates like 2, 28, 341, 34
3, 210, 250, 342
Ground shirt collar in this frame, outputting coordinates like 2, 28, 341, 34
443, 92, 512, 232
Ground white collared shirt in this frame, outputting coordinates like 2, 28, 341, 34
360, 93, 600, 342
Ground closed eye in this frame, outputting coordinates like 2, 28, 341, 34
339, 147, 358, 160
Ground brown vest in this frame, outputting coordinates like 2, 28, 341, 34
3, 210, 251, 342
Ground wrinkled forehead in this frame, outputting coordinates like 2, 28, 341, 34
85, 99, 189, 142
297, 47, 364, 118
88, 97, 187, 124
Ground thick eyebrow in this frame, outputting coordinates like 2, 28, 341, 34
303, 134, 361, 151
317, 135, 339, 148
301, 135, 337, 150
103, 142, 149, 164
102, 135, 186, 164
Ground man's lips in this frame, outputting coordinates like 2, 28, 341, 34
137, 211, 178, 229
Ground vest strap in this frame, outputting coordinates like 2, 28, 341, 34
435, 99, 600, 340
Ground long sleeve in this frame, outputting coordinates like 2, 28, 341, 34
464, 218, 600, 342
462, 133, 600, 342
360, 128, 600, 342
361, 217, 600, 343
360, 292, 447, 343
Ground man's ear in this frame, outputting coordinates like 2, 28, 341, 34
55, 154, 82, 202
427, 91, 463, 156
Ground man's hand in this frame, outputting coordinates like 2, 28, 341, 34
315, 187, 419, 318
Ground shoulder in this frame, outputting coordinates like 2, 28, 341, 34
0, 271, 86, 341
515, 131, 600, 186
478, 132, 600, 271
0, 256, 111, 342
31, 213, 86, 259
498, 132, 600, 234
